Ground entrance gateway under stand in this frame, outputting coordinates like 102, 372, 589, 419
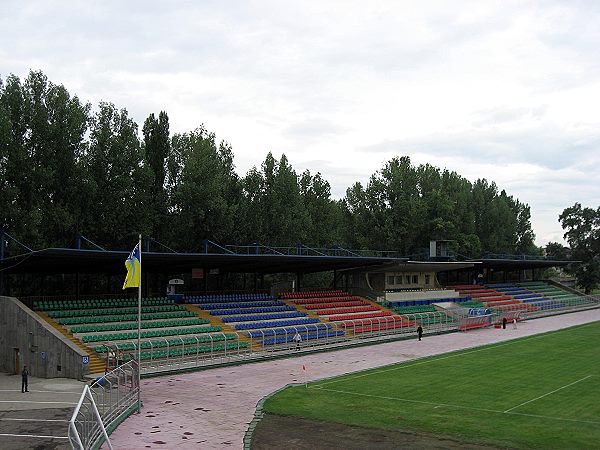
167, 278, 185, 303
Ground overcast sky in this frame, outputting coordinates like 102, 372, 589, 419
2, 0, 599, 247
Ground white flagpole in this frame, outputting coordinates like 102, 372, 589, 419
137, 234, 142, 413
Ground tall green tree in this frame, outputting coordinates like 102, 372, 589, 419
240, 153, 311, 247
0, 71, 90, 248
170, 127, 241, 250
558, 203, 600, 293
143, 111, 171, 239
299, 170, 341, 246
340, 156, 536, 258
83, 102, 151, 248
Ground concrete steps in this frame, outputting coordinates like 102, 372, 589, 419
37, 312, 106, 375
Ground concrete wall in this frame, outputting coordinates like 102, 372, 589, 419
0, 296, 88, 379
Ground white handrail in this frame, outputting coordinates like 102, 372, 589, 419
68, 360, 139, 450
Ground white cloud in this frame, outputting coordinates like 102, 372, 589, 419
2, 0, 600, 247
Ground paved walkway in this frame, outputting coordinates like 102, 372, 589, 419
0, 375, 85, 450
107, 309, 600, 449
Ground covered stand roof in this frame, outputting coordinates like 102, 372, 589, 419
0, 248, 407, 275
466, 258, 574, 270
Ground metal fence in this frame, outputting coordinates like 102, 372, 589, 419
491, 294, 600, 321
96, 295, 600, 377
68, 360, 139, 450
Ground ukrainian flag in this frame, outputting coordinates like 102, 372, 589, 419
123, 244, 141, 289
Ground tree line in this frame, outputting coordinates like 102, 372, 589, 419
1, 70, 539, 259
546, 204, 600, 293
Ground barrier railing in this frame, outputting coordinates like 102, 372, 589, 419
93, 297, 599, 376
68, 360, 139, 450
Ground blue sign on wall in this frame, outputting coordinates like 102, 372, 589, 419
82, 356, 89, 365
40, 351, 46, 360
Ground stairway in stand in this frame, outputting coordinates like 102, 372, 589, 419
36, 312, 106, 375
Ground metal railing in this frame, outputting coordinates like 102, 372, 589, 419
95, 295, 600, 377
68, 360, 139, 450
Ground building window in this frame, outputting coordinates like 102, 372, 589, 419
425, 274, 430, 285
412, 275, 419, 284
387, 276, 395, 285
405, 275, 411, 284
395, 276, 403, 285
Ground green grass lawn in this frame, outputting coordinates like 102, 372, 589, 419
264, 322, 600, 449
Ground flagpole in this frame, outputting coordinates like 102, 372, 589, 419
137, 233, 142, 413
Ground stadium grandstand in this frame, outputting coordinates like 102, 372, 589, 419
1, 235, 598, 449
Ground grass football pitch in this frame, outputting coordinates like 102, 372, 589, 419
263, 321, 600, 449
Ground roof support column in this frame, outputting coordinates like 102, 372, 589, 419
0, 230, 5, 296
76, 272, 80, 301
296, 272, 303, 292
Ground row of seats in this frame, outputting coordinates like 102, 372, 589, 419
262, 330, 345, 345
71, 318, 210, 334
390, 297, 471, 307
94, 333, 238, 353
303, 301, 368, 309
209, 306, 296, 315
494, 287, 529, 293
481, 296, 512, 302
185, 293, 274, 303
58, 311, 196, 325
287, 291, 409, 328
484, 300, 520, 306
393, 305, 436, 314
317, 306, 379, 315
513, 293, 543, 299
234, 318, 320, 330
460, 301, 485, 308
122, 341, 249, 361
327, 311, 392, 321
247, 323, 332, 338
47, 304, 185, 318
35, 297, 171, 311
467, 292, 501, 298
291, 296, 359, 305
197, 301, 285, 310
221, 311, 307, 323
82, 325, 223, 342
280, 290, 348, 299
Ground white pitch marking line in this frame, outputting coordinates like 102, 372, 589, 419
503, 375, 593, 413
0, 418, 69, 422
313, 321, 599, 388
0, 433, 69, 439
0, 389, 82, 394
0, 401, 77, 405
312, 386, 600, 425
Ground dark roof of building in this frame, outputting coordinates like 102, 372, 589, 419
0, 248, 407, 275
466, 258, 573, 270
0, 247, 574, 277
